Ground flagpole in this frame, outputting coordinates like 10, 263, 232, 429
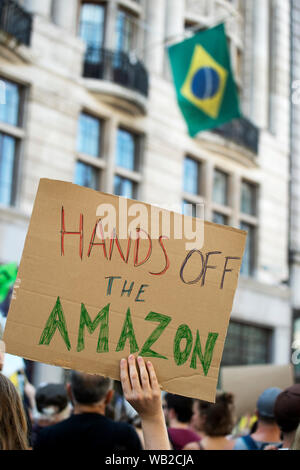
130, 10, 241, 62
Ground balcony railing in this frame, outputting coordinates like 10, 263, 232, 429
0, 0, 32, 46
83, 47, 149, 98
212, 116, 259, 154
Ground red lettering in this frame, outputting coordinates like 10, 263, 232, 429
61, 207, 83, 259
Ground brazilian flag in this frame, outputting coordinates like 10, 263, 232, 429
0, 263, 18, 303
168, 24, 241, 136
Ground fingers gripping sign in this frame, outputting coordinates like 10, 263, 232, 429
120, 355, 161, 420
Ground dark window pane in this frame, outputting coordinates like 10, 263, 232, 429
182, 200, 196, 217
116, 10, 134, 54
213, 169, 228, 205
77, 113, 101, 157
222, 321, 272, 366
114, 175, 135, 199
240, 222, 255, 276
213, 212, 228, 225
116, 129, 136, 170
75, 161, 99, 190
241, 181, 256, 215
0, 80, 20, 126
0, 133, 16, 205
183, 157, 199, 195
79, 3, 105, 62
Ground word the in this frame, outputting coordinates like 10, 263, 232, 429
39, 297, 218, 375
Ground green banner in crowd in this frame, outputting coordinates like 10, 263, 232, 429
0, 263, 18, 303
168, 23, 240, 136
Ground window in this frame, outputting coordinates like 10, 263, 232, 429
0, 81, 19, 126
183, 157, 199, 195
114, 128, 140, 199
114, 175, 135, 199
182, 200, 197, 218
240, 222, 255, 276
75, 112, 104, 190
116, 9, 135, 54
79, 3, 105, 63
116, 128, 136, 171
211, 169, 230, 226
77, 113, 101, 158
222, 321, 272, 366
241, 180, 256, 216
75, 162, 100, 190
240, 180, 258, 277
213, 212, 228, 226
182, 156, 203, 218
0, 134, 16, 205
213, 169, 228, 205
0, 78, 23, 207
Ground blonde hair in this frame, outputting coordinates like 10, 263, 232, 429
291, 423, 300, 450
0, 373, 29, 450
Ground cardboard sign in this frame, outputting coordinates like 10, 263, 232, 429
4, 179, 246, 402
221, 364, 294, 417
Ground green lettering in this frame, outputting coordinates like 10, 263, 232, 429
140, 312, 171, 359
39, 296, 71, 351
173, 324, 193, 365
116, 308, 139, 354
190, 331, 218, 376
77, 303, 110, 353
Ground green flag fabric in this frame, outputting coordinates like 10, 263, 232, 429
168, 24, 241, 137
0, 263, 18, 303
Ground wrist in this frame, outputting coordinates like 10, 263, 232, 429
140, 408, 165, 424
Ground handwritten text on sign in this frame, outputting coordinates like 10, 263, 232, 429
4, 180, 246, 401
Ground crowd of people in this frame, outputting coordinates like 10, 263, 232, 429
1, 334, 300, 451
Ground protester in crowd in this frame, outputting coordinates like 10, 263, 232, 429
0, 373, 29, 450
35, 356, 170, 451
31, 383, 71, 445
273, 384, 300, 450
164, 393, 201, 450
184, 392, 235, 450
233, 387, 282, 450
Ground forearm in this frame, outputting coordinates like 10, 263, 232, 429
141, 411, 170, 450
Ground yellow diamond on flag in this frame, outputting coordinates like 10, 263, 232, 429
181, 44, 228, 119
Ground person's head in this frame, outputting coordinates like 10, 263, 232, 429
274, 384, 300, 436
0, 373, 29, 450
256, 387, 282, 425
35, 383, 71, 425
69, 370, 113, 412
194, 392, 234, 437
164, 393, 194, 425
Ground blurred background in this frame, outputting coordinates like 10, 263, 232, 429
0, 0, 299, 388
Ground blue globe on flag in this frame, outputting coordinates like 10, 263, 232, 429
191, 67, 220, 100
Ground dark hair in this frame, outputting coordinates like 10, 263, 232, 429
197, 392, 234, 437
164, 393, 194, 423
274, 385, 300, 434
70, 371, 112, 405
36, 383, 68, 413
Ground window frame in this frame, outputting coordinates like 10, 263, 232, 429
182, 155, 205, 218
114, 126, 142, 200
75, 111, 106, 191
0, 77, 25, 208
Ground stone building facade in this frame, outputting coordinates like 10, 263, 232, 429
0, 0, 293, 384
